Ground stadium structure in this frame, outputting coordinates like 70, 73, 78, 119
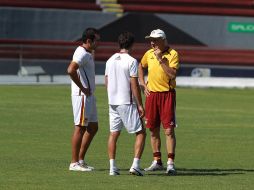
0, 0, 254, 87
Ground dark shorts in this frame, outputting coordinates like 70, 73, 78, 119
145, 90, 176, 129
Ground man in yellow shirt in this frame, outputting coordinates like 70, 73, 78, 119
138, 29, 179, 175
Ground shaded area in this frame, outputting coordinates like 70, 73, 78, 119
98, 13, 205, 45
146, 168, 254, 176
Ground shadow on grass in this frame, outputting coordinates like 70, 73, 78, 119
96, 168, 130, 172
96, 168, 254, 176
146, 168, 254, 176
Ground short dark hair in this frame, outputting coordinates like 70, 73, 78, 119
82, 28, 99, 43
118, 31, 135, 49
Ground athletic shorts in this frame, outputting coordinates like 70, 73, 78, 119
145, 90, 176, 129
109, 104, 143, 134
72, 95, 98, 127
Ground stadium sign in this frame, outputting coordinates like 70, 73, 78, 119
228, 22, 254, 33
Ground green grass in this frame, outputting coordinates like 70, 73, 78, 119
0, 85, 253, 190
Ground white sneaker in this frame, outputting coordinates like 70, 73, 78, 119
166, 161, 176, 175
109, 167, 120, 176
69, 163, 92, 172
79, 161, 95, 170
129, 167, 144, 176
144, 160, 164, 171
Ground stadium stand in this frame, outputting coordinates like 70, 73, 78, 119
118, 0, 254, 7
0, 39, 76, 60
0, 0, 101, 10
118, 0, 254, 17
1, 1, 254, 78
1, 39, 254, 66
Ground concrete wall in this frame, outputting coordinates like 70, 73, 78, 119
158, 14, 254, 49
1, 7, 254, 49
0, 7, 117, 41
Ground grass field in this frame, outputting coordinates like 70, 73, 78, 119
0, 85, 253, 190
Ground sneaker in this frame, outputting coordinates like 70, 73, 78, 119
129, 167, 144, 176
144, 160, 164, 171
166, 161, 176, 175
79, 162, 95, 170
109, 167, 120, 176
69, 162, 92, 172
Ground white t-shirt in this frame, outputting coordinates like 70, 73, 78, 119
71, 46, 96, 96
105, 53, 138, 105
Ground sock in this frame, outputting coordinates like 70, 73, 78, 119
79, 160, 84, 165
70, 162, 79, 167
109, 159, 116, 169
168, 153, 175, 163
132, 158, 140, 168
153, 152, 162, 165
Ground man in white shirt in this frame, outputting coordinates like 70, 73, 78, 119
105, 31, 146, 176
67, 28, 100, 171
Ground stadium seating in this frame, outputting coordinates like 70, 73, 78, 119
0, 0, 101, 11
118, 0, 254, 8
118, 0, 254, 17
1, 1, 254, 77
1, 39, 254, 66
97, 42, 254, 66
0, 39, 76, 60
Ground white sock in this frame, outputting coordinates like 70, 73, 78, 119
167, 160, 174, 165
132, 158, 140, 168
110, 159, 116, 169
79, 160, 84, 164
70, 162, 79, 167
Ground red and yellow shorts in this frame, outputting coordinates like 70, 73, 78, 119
145, 90, 176, 129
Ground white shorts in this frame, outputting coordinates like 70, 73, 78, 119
72, 95, 98, 127
109, 104, 143, 134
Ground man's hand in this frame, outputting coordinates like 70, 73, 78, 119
154, 48, 163, 61
68, 61, 92, 96
81, 87, 91, 96
140, 84, 150, 97
137, 105, 145, 118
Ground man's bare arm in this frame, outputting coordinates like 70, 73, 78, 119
154, 49, 177, 79
130, 77, 145, 118
67, 61, 91, 96
159, 58, 177, 79
138, 63, 150, 96
105, 75, 108, 89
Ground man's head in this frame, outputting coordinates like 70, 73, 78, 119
82, 28, 100, 51
145, 29, 167, 50
118, 31, 135, 50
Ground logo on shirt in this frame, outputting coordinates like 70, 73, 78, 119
115, 56, 121, 60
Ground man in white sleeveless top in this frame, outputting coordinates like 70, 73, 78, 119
105, 31, 146, 176
67, 28, 100, 171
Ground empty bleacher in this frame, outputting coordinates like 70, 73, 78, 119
118, 0, 254, 17
1, 0, 254, 78
1, 39, 254, 66
0, 0, 101, 11
0, 39, 76, 60
119, 0, 254, 8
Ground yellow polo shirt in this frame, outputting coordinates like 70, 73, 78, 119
141, 48, 179, 92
